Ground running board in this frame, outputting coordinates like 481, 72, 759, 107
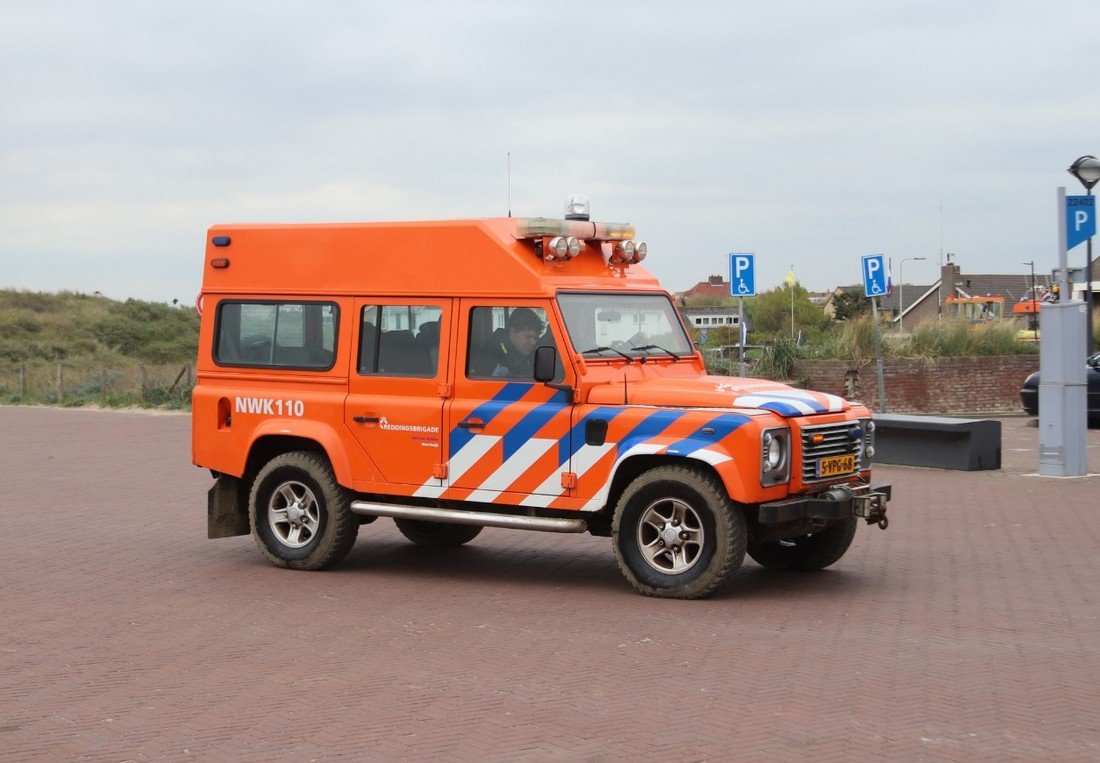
349, 501, 588, 534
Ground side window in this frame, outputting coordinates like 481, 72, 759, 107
214, 301, 337, 369
466, 306, 559, 381
358, 304, 442, 377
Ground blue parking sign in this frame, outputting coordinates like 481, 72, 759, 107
862, 254, 887, 297
1067, 195, 1096, 251
729, 253, 756, 297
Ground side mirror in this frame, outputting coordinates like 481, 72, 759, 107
533, 345, 557, 383
533, 345, 575, 401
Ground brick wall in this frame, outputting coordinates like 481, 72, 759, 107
792, 355, 1039, 414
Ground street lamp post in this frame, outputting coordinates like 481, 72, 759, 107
898, 257, 926, 332
1023, 260, 1037, 340
1067, 155, 1100, 354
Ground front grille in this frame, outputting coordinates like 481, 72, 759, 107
800, 422, 861, 482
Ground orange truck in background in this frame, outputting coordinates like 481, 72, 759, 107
193, 198, 890, 599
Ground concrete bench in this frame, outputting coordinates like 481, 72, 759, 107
873, 414, 1001, 471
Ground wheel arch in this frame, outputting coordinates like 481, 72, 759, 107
244, 426, 350, 486
603, 453, 743, 518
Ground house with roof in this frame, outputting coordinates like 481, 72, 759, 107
678, 275, 733, 303
828, 263, 1053, 328
896, 263, 1052, 327
676, 275, 743, 340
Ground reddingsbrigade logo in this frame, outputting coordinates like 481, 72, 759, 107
378, 416, 440, 434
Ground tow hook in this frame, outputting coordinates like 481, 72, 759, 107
852, 490, 889, 530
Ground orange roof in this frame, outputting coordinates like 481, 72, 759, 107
202, 218, 663, 298
681, 277, 730, 301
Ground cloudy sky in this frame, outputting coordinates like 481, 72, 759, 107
2, 1, 1098, 304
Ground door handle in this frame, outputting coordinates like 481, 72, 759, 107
353, 415, 380, 424
457, 419, 484, 430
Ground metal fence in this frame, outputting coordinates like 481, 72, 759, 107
0, 363, 194, 408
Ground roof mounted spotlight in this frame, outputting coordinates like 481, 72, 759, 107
545, 236, 582, 261
632, 242, 647, 263
564, 194, 590, 221
607, 240, 636, 266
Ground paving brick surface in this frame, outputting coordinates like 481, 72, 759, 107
1, 406, 1098, 760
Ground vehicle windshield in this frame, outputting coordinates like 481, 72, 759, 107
557, 293, 694, 358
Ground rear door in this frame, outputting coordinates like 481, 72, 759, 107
344, 298, 451, 487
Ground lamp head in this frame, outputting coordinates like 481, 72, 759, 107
1068, 155, 1100, 191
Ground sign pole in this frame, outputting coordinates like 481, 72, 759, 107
728, 253, 756, 378
738, 297, 745, 376
1039, 187, 1088, 476
861, 253, 889, 413
871, 297, 886, 413
1084, 188, 1095, 354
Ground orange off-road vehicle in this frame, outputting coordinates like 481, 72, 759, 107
193, 199, 889, 598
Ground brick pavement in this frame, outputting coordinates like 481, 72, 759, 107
1, 406, 1098, 761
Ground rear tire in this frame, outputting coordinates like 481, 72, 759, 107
748, 517, 857, 571
612, 465, 745, 599
393, 518, 483, 548
249, 451, 358, 570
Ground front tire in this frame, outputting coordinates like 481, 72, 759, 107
612, 465, 746, 599
747, 517, 857, 571
393, 518, 483, 548
249, 451, 358, 570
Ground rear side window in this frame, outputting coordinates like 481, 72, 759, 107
215, 301, 338, 369
358, 304, 443, 377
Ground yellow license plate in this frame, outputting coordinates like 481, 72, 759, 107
817, 454, 856, 477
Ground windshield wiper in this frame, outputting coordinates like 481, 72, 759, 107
580, 345, 634, 360
631, 344, 682, 359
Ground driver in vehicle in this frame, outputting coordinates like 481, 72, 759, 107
491, 307, 543, 378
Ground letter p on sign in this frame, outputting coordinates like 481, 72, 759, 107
1066, 195, 1096, 251
728, 253, 756, 297
862, 253, 887, 297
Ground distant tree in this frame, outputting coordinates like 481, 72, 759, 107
746, 283, 830, 342
831, 290, 872, 321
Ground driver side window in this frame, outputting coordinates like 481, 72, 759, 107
466, 306, 562, 381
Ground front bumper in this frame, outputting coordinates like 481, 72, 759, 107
1020, 387, 1038, 415
758, 483, 891, 526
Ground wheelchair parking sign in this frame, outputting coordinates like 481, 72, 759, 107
729, 253, 756, 297
861, 254, 887, 297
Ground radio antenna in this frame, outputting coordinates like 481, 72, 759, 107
507, 152, 512, 217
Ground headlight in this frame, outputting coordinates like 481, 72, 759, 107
766, 437, 782, 470
760, 428, 790, 486
860, 418, 876, 468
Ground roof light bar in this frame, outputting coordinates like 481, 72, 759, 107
516, 217, 635, 242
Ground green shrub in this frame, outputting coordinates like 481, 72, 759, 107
755, 338, 802, 380
901, 319, 1034, 357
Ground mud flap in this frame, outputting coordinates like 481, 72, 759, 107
207, 475, 250, 538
